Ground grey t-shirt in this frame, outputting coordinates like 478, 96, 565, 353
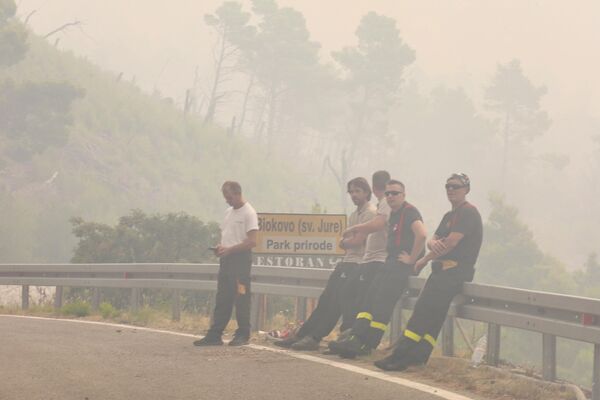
361, 199, 391, 263
343, 203, 377, 263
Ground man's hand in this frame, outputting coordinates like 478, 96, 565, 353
338, 238, 348, 250
413, 258, 428, 274
428, 239, 447, 255
342, 226, 356, 238
397, 251, 413, 265
216, 245, 232, 257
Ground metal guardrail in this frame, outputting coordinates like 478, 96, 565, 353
0, 263, 599, 399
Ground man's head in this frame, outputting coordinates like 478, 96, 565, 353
371, 170, 391, 199
347, 177, 371, 207
222, 181, 244, 208
445, 173, 470, 205
384, 179, 406, 210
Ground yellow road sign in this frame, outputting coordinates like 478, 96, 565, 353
256, 213, 347, 255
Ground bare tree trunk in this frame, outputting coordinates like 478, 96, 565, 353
324, 150, 349, 213
253, 95, 267, 141
501, 111, 511, 192
266, 84, 277, 155
347, 86, 370, 173
204, 35, 227, 125
237, 74, 255, 135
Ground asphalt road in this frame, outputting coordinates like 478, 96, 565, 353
0, 316, 463, 400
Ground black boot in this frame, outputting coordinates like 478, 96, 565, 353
374, 353, 412, 371
193, 335, 224, 347
335, 335, 371, 359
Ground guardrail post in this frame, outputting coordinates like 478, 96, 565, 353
171, 289, 181, 321
130, 288, 140, 313
296, 297, 307, 322
260, 294, 268, 329
91, 288, 100, 311
593, 343, 600, 400
250, 293, 260, 332
21, 285, 29, 310
389, 299, 403, 346
54, 286, 63, 310
542, 333, 556, 381
486, 323, 501, 366
442, 316, 454, 357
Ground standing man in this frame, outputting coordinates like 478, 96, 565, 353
194, 181, 259, 347
375, 173, 483, 371
275, 177, 376, 351
332, 179, 427, 358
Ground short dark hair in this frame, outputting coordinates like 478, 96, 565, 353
372, 170, 391, 191
386, 179, 405, 190
222, 181, 242, 194
347, 177, 372, 201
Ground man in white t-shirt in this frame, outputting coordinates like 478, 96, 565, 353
194, 181, 259, 347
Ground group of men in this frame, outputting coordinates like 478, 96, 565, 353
194, 172, 483, 372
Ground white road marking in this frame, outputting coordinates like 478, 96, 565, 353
1, 315, 474, 400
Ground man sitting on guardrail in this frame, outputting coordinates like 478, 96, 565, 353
274, 177, 376, 351
193, 181, 258, 347
330, 179, 427, 358
375, 173, 483, 371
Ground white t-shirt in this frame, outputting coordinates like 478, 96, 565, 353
361, 199, 391, 263
220, 202, 259, 247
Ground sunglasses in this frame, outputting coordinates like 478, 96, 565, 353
445, 183, 466, 190
384, 190, 404, 197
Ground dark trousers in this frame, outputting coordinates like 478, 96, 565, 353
352, 259, 413, 348
207, 252, 252, 338
296, 261, 359, 341
394, 266, 474, 362
339, 261, 384, 332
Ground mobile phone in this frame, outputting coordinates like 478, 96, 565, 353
208, 246, 217, 251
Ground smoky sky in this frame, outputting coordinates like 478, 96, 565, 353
14, 0, 600, 264
17, 0, 600, 121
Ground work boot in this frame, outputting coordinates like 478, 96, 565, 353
374, 354, 411, 371
410, 340, 433, 365
274, 335, 301, 348
291, 336, 320, 351
229, 335, 250, 346
337, 328, 353, 342
336, 335, 371, 359
193, 335, 224, 347
374, 340, 428, 371
324, 331, 352, 355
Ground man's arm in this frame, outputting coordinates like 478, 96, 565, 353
398, 220, 427, 264
413, 232, 465, 273
339, 231, 368, 249
343, 214, 386, 237
216, 230, 258, 257
426, 234, 442, 251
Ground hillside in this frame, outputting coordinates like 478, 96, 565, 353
0, 32, 336, 263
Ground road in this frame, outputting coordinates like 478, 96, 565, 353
0, 316, 472, 400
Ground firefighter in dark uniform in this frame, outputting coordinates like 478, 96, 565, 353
375, 173, 483, 371
331, 179, 427, 358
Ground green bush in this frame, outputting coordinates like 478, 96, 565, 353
61, 300, 90, 317
99, 302, 120, 319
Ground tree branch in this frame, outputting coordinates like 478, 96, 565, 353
44, 21, 82, 39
